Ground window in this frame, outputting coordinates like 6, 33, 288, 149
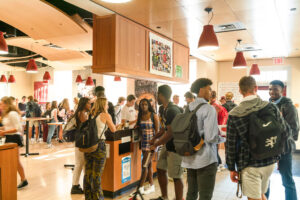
103, 75, 127, 105
0, 83, 10, 99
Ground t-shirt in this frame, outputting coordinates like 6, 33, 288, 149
160, 102, 182, 152
121, 105, 136, 129
18, 102, 26, 112
2, 111, 23, 135
114, 104, 122, 125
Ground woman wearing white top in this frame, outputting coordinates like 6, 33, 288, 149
47, 101, 58, 148
84, 97, 116, 200
0, 96, 28, 189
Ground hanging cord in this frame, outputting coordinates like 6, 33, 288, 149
208, 11, 214, 25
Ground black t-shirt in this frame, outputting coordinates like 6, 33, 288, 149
160, 102, 182, 152
18, 102, 26, 112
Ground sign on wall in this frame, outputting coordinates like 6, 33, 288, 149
34, 81, 48, 104
121, 155, 131, 183
149, 32, 173, 77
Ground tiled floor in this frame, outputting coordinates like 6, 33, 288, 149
18, 142, 300, 200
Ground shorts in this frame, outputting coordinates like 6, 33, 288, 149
5, 134, 24, 147
29, 120, 39, 128
156, 146, 183, 179
241, 163, 275, 199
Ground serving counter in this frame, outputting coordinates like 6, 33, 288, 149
102, 129, 157, 198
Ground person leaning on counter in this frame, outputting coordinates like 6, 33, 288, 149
121, 94, 137, 129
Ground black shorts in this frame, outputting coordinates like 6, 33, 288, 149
5, 134, 24, 147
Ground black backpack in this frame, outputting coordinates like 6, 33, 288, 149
75, 113, 105, 153
34, 103, 42, 117
171, 103, 205, 156
248, 104, 286, 160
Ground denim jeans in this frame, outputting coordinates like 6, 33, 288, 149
186, 163, 218, 200
265, 152, 298, 200
47, 120, 56, 144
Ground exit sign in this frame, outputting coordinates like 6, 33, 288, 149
273, 57, 284, 65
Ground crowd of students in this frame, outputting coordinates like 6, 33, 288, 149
0, 76, 298, 200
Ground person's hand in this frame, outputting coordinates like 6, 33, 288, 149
149, 138, 155, 145
150, 140, 158, 151
230, 171, 239, 183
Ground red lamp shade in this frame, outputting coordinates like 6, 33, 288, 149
0, 75, 7, 83
0, 32, 8, 54
8, 75, 16, 83
198, 25, 219, 51
114, 76, 121, 81
85, 76, 94, 86
233, 52, 247, 68
43, 71, 51, 81
250, 63, 260, 75
26, 59, 38, 73
75, 75, 83, 83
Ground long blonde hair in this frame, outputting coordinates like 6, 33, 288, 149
1, 96, 21, 117
60, 98, 70, 111
91, 98, 107, 117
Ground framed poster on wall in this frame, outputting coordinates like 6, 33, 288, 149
34, 81, 48, 104
149, 32, 173, 77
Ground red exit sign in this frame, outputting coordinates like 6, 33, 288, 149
273, 57, 284, 64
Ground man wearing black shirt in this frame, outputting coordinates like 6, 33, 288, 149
18, 96, 27, 116
150, 85, 183, 200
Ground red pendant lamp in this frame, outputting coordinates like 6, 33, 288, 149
43, 71, 51, 81
233, 39, 247, 68
8, 75, 16, 83
75, 75, 83, 83
198, 8, 219, 51
85, 76, 94, 86
114, 76, 121, 81
249, 55, 260, 75
0, 32, 8, 54
26, 59, 38, 73
0, 75, 7, 83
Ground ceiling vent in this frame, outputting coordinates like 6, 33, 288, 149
214, 22, 246, 33
236, 44, 262, 52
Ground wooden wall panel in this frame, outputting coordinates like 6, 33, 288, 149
173, 42, 189, 82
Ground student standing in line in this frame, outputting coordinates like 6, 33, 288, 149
114, 96, 126, 125
18, 96, 27, 117
69, 97, 91, 194
223, 92, 237, 112
0, 96, 28, 188
47, 101, 59, 148
84, 97, 116, 200
136, 98, 159, 195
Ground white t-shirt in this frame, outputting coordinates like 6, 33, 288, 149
51, 108, 58, 119
121, 105, 136, 129
96, 114, 107, 140
2, 111, 23, 135
114, 104, 122, 125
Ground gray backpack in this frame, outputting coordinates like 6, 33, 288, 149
171, 103, 205, 156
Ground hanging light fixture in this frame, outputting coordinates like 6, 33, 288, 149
0, 32, 8, 54
198, 7, 219, 51
233, 39, 247, 68
43, 71, 51, 81
85, 76, 94, 86
249, 55, 260, 75
114, 76, 121, 81
75, 75, 83, 83
0, 75, 7, 83
26, 59, 38, 73
8, 75, 16, 83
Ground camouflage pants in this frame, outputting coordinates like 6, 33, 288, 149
84, 141, 106, 200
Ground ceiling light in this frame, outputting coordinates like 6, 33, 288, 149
290, 8, 297, 11
233, 39, 247, 68
101, 0, 132, 3
75, 75, 83, 83
85, 76, 94, 86
43, 71, 51, 81
114, 76, 121, 81
198, 8, 219, 51
0, 75, 7, 83
26, 59, 38, 73
8, 75, 16, 83
0, 32, 8, 55
249, 55, 260, 75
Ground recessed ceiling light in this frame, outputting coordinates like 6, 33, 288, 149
156, 26, 161, 29
101, 0, 131, 3
290, 8, 297, 11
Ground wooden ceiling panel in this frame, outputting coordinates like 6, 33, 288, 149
6, 37, 87, 61
0, 0, 87, 40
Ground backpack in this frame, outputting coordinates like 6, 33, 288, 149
26, 102, 41, 117
34, 103, 42, 117
171, 103, 206, 156
248, 104, 286, 160
75, 113, 105, 153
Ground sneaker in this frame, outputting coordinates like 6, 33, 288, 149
58, 139, 64, 143
144, 185, 155, 194
47, 144, 53, 148
38, 138, 43, 143
17, 180, 28, 189
139, 186, 145, 194
71, 185, 84, 194
30, 138, 36, 144
219, 164, 226, 171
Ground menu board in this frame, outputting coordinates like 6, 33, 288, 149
218, 82, 243, 103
